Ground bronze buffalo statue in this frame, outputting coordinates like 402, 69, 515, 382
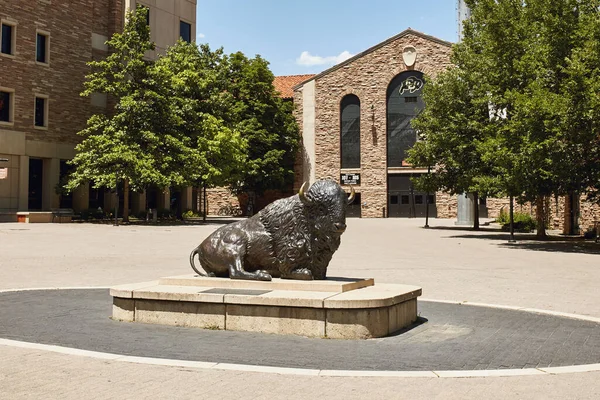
189, 179, 355, 281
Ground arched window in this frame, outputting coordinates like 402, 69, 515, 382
340, 94, 360, 169
387, 71, 425, 167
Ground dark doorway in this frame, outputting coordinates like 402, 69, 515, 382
146, 186, 158, 210
387, 174, 436, 218
170, 187, 182, 218
346, 192, 361, 218
89, 184, 105, 210
59, 160, 73, 209
28, 158, 43, 210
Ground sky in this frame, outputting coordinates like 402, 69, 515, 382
195, 0, 459, 76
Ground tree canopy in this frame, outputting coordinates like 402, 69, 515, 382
408, 0, 600, 237
67, 7, 299, 219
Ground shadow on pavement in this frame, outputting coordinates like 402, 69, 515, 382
386, 316, 429, 338
424, 225, 502, 233
75, 217, 245, 227
448, 233, 600, 255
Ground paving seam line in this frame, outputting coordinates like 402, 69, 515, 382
1, 287, 600, 378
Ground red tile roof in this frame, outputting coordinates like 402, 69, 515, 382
274, 74, 316, 99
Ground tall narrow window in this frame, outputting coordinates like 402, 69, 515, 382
0, 91, 12, 123
180, 21, 192, 43
138, 5, 150, 26
34, 96, 48, 128
1, 23, 14, 55
387, 71, 425, 167
36, 32, 49, 63
340, 94, 361, 169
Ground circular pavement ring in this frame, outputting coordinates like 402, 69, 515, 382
1, 288, 600, 378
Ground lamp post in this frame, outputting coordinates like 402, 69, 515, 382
424, 165, 431, 228
114, 175, 119, 227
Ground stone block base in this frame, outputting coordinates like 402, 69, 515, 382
110, 276, 422, 339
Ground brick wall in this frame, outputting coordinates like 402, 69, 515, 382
0, 0, 122, 146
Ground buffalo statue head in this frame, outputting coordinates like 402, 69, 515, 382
298, 180, 355, 235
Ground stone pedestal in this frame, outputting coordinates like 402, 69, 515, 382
110, 275, 421, 339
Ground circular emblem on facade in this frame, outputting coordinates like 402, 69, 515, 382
399, 76, 424, 94
402, 45, 417, 67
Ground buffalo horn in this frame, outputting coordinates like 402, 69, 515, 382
299, 182, 312, 205
347, 186, 356, 205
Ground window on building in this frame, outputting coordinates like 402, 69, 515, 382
36, 32, 49, 64
180, 21, 192, 43
387, 71, 425, 167
340, 94, 360, 169
0, 91, 12, 123
138, 5, 150, 26
1, 22, 15, 55
34, 96, 48, 128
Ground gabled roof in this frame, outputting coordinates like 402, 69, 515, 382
274, 74, 316, 99
293, 28, 453, 91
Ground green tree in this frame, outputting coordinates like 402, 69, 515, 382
155, 41, 246, 190
67, 8, 237, 222
221, 52, 300, 212
408, 64, 493, 230
413, 0, 600, 238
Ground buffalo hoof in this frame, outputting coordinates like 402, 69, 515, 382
256, 270, 273, 281
282, 268, 313, 280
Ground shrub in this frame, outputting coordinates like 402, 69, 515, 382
79, 208, 109, 220
157, 208, 174, 219
134, 210, 148, 220
497, 210, 537, 232
182, 209, 203, 219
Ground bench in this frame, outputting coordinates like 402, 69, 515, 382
51, 208, 75, 223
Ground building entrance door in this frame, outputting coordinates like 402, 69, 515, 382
387, 174, 436, 218
28, 158, 43, 210
346, 192, 361, 218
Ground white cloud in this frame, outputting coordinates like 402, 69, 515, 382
296, 50, 354, 67
196, 32, 206, 40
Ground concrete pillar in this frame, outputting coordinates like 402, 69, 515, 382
42, 158, 60, 210
157, 187, 170, 210
73, 183, 89, 212
455, 193, 474, 226
180, 186, 193, 212
131, 191, 146, 215
18, 155, 29, 210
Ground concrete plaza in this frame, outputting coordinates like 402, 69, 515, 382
1, 219, 600, 399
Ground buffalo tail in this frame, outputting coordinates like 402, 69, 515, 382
189, 247, 207, 276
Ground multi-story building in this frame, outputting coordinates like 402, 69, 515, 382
0, 0, 196, 221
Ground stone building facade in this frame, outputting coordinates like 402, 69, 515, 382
0, 0, 196, 220
293, 29, 452, 218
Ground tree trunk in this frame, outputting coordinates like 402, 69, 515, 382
535, 195, 547, 239
473, 192, 480, 230
202, 183, 207, 223
123, 179, 130, 223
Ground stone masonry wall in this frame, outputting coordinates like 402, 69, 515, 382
292, 90, 305, 192
435, 192, 457, 219
295, 31, 452, 218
